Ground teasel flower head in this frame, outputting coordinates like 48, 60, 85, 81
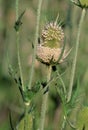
36, 22, 68, 65
71, 0, 88, 8
41, 22, 64, 48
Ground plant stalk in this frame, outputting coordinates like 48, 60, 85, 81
67, 8, 86, 102
24, 103, 30, 130
40, 65, 52, 130
28, 0, 43, 89
16, 0, 24, 90
16, 1, 29, 130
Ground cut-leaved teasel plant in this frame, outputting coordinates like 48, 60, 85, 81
36, 19, 70, 130
8, 0, 88, 130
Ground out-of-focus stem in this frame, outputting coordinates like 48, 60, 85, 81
28, 0, 43, 89
67, 8, 86, 102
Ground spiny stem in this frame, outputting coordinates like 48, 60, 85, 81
28, 0, 43, 89
67, 8, 86, 102
40, 65, 52, 130
16, 0, 24, 91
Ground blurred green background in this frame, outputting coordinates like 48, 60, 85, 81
0, 0, 88, 130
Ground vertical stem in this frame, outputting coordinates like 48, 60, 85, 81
61, 102, 68, 130
15, 0, 24, 90
23, 0, 43, 129
28, 0, 43, 89
16, 1, 32, 130
24, 103, 30, 130
16, 32, 24, 90
61, 116, 67, 130
16, 0, 19, 21
40, 66, 52, 130
67, 8, 86, 102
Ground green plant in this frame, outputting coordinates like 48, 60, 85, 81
7, 0, 88, 130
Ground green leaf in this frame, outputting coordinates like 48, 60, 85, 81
23, 90, 35, 102
19, 82, 41, 103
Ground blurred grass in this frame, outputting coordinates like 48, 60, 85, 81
0, 0, 88, 130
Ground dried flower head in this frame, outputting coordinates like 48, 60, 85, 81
36, 22, 68, 65
37, 46, 68, 65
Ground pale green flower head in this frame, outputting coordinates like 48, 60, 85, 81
41, 22, 64, 49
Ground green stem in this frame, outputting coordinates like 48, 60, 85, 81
15, 1, 31, 130
16, 0, 18, 21
61, 116, 67, 130
40, 66, 52, 130
56, 71, 66, 96
24, 103, 30, 130
67, 8, 86, 102
28, 0, 43, 89
61, 102, 68, 130
16, 0, 24, 90
16, 32, 24, 90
